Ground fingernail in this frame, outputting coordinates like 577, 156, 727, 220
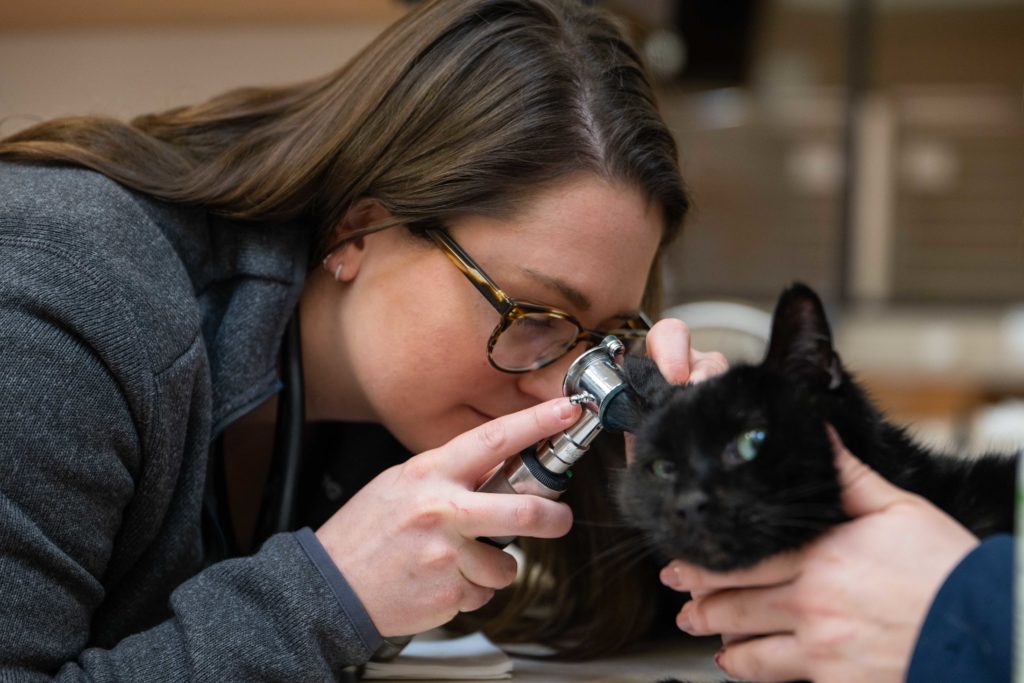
659, 566, 678, 588
714, 648, 728, 673
676, 606, 694, 633
660, 565, 687, 590
553, 400, 577, 421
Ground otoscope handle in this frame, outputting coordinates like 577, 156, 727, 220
476, 446, 570, 547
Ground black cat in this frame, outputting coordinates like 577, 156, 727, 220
616, 283, 1017, 572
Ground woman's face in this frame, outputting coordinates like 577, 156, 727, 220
303, 173, 663, 454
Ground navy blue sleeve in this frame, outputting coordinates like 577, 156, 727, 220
906, 534, 1013, 683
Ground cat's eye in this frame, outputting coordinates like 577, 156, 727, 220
648, 459, 677, 481
736, 429, 766, 462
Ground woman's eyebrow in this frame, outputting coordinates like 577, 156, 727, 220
519, 268, 643, 323
520, 267, 592, 312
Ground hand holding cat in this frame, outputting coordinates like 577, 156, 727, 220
625, 318, 730, 462
645, 317, 730, 386
315, 397, 578, 638
661, 428, 980, 683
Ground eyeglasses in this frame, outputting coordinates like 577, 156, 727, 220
426, 228, 651, 373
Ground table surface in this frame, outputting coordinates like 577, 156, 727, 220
507, 636, 731, 683
364, 634, 733, 683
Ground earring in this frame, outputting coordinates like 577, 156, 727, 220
322, 254, 344, 282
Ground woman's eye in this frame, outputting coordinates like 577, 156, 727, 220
648, 459, 677, 480
735, 429, 766, 462
518, 316, 557, 329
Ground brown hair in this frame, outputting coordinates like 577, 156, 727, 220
1, 0, 688, 658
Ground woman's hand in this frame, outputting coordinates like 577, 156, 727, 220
315, 397, 579, 638
660, 429, 979, 683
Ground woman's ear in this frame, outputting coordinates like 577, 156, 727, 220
320, 198, 393, 282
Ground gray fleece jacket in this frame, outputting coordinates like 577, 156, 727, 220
0, 163, 382, 680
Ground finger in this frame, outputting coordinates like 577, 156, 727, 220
436, 398, 580, 482
474, 461, 505, 489
686, 349, 729, 384
456, 582, 496, 615
660, 553, 801, 593
454, 491, 573, 540
456, 539, 519, 590
721, 632, 757, 646
678, 586, 796, 637
828, 425, 908, 517
645, 318, 692, 384
717, 634, 806, 683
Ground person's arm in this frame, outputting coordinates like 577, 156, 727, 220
0, 269, 375, 680
907, 533, 1013, 683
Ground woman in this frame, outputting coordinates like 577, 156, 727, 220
0, 0, 715, 678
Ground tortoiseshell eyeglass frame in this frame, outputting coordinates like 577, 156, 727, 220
425, 228, 651, 373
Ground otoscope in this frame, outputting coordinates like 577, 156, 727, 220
372, 336, 639, 662
474, 335, 638, 546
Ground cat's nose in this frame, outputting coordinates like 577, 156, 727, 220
674, 490, 710, 520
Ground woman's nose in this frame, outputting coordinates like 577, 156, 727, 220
515, 345, 586, 402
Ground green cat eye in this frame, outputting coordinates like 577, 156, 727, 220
736, 430, 767, 462
649, 459, 677, 481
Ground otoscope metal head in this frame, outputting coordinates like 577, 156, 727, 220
563, 336, 624, 393
562, 335, 634, 433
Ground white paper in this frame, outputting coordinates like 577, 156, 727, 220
362, 632, 513, 680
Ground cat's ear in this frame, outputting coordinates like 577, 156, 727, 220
762, 283, 844, 389
622, 355, 674, 409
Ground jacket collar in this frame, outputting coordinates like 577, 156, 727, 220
137, 197, 312, 433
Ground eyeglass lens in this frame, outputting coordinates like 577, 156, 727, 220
490, 313, 580, 371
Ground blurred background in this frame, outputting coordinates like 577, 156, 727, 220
2, 0, 1022, 453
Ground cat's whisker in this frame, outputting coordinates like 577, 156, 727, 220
563, 535, 652, 585
568, 536, 661, 591
576, 535, 647, 567
595, 544, 659, 589
592, 536, 652, 569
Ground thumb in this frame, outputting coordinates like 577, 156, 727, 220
646, 318, 693, 384
828, 425, 909, 518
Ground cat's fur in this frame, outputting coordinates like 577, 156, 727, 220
616, 283, 1017, 572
